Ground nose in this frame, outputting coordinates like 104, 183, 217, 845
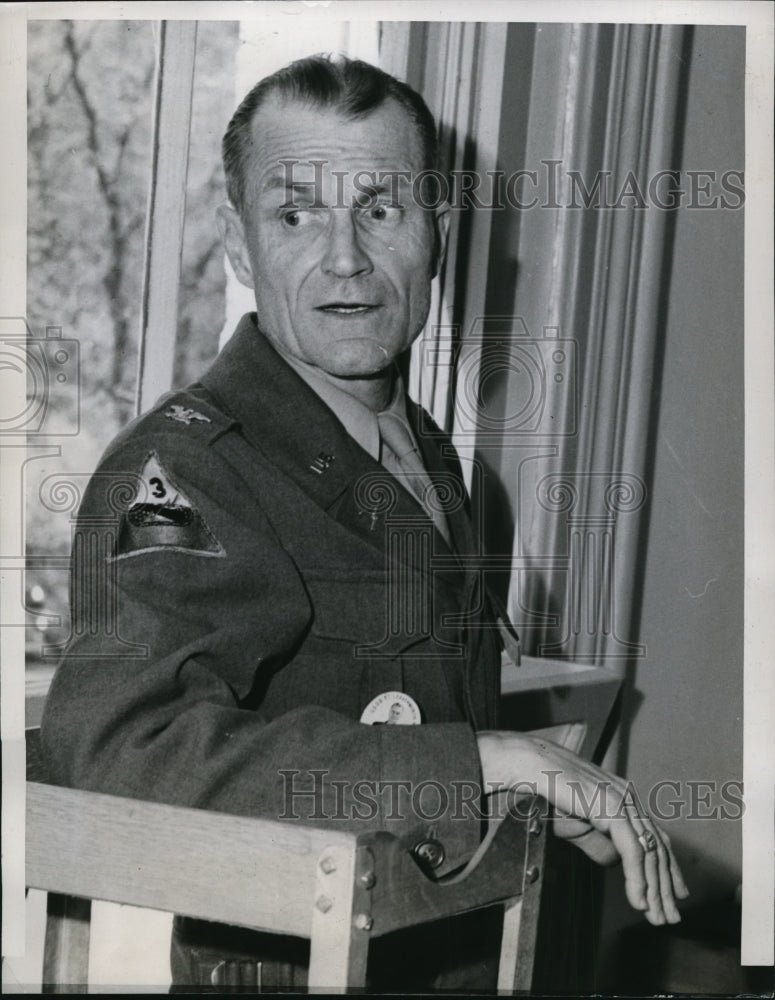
320, 209, 373, 278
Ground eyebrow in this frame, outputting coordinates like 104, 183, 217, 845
264, 178, 319, 194
354, 180, 399, 200
262, 177, 406, 201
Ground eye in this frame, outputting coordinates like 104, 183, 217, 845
368, 203, 402, 223
279, 207, 325, 230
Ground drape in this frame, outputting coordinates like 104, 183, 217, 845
380, 21, 687, 665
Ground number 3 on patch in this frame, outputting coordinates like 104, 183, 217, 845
114, 452, 225, 560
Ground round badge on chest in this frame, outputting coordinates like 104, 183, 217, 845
360, 690, 422, 725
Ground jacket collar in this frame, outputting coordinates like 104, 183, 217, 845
200, 315, 469, 572
201, 314, 361, 513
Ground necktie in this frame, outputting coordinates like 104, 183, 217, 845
377, 410, 452, 548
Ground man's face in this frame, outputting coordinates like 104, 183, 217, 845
218, 95, 448, 378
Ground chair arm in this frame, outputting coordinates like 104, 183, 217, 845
26, 781, 357, 939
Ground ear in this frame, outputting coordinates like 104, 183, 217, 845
216, 203, 255, 290
432, 202, 451, 278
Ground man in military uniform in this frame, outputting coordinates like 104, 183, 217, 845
41, 55, 688, 990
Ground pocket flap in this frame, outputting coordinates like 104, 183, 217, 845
303, 570, 432, 654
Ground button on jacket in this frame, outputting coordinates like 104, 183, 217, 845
41, 313, 504, 986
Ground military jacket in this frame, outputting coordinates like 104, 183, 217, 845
41, 314, 503, 874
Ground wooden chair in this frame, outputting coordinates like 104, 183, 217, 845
26, 730, 547, 993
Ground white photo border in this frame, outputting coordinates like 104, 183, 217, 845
2, 0, 773, 975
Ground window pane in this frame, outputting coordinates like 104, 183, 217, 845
173, 21, 239, 388
26, 20, 156, 676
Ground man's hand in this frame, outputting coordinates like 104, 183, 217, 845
477, 731, 690, 925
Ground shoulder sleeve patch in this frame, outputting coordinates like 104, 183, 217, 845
114, 452, 225, 560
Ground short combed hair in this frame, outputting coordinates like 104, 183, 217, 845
222, 54, 439, 217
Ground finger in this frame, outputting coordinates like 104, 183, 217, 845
552, 815, 594, 840
661, 832, 691, 900
634, 820, 686, 921
607, 819, 649, 913
620, 794, 669, 924
641, 840, 667, 925
634, 819, 677, 924
650, 826, 682, 923
553, 814, 620, 864
559, 825, 620, 866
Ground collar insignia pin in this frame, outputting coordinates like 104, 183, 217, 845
310, 452, 335, 475
165, 405, 211, 426
356, 508, 380, 532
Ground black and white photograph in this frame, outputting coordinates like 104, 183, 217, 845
1, 1, 773, 994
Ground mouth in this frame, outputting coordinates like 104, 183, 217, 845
315, 302, 381, 316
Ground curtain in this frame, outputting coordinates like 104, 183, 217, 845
380, 21, 687, 667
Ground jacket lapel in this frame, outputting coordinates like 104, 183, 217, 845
200, 316, 458, 576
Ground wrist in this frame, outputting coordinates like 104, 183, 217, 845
476, 730, 545, 795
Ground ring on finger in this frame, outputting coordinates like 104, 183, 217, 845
637, 830, 658, 853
